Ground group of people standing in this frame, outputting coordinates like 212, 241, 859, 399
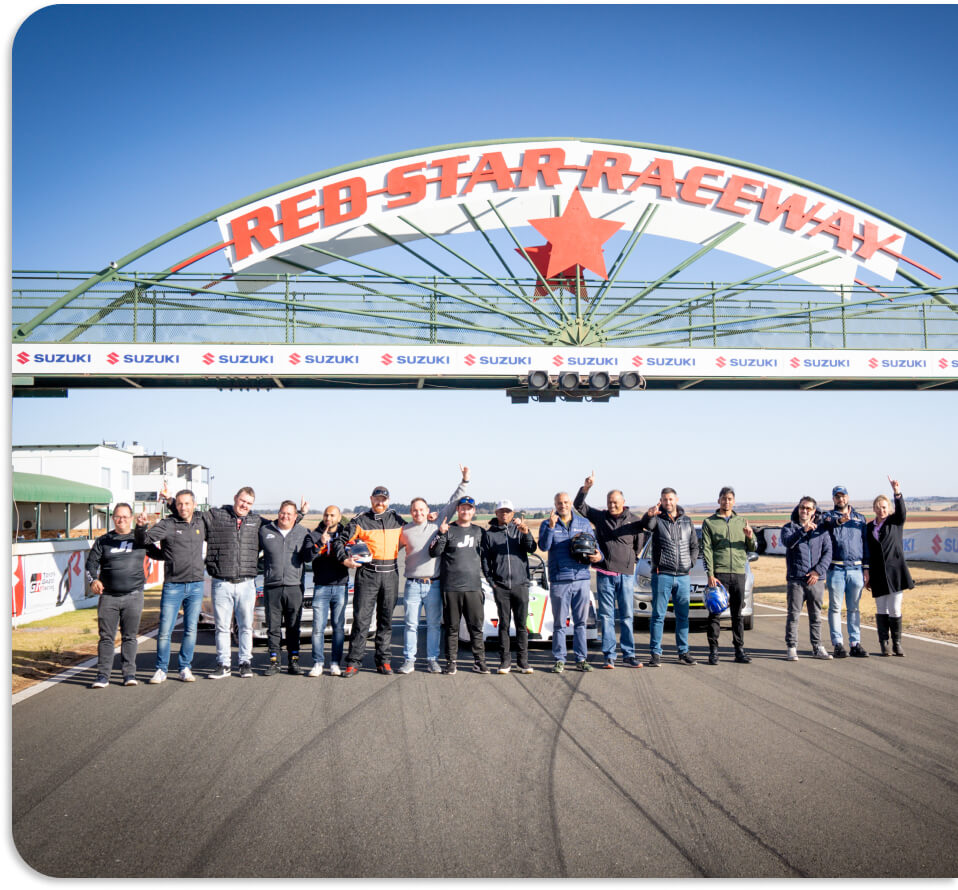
83, 467, 914, 687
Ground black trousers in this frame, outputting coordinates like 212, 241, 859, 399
96, 589, 144, 679
492, 584, 529, 669
443, 588, 485, 666
265, 584, 303, 657
347, 568, 399, 668
706, 572, 746, 650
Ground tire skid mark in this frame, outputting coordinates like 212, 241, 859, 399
689, 670, 958, 822
181, 678, 407, 873
515, 677, 713, 877
572, 682, 808, 877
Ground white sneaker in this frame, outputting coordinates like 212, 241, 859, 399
398, 659, 416, 674
308, 663, 323, 677
179, 667, 196, 682
328, 663, 342, 677
149, 669, 167, 684
123, 677, 138, 687
497, 665, 512, 674
90, 677, 109, 689
786, 647, 798, 661
813, 645, 834, 660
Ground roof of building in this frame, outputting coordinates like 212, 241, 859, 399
13, 472, 114, 504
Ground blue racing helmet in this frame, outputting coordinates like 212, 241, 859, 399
705, 580, 729, 615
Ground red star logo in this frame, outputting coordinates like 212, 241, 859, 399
516, 244, 589, 299
527, 188, 623, 279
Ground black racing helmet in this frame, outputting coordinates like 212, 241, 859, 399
570, 531, 599, 564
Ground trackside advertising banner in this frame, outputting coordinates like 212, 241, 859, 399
759, 526, 958, 563
12, 540, 163, 626
13, 345, 958, 381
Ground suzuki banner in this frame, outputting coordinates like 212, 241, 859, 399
13, 344, 958, 381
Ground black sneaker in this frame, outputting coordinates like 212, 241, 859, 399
209, 663, 231, 680
473, 663, 490, 674
834, 643, 848, 658
445, 662, 458, 675
264, 660, 280, 676
849, 643, 870, 658
238, 662, 253, 678
734, 649, 752, 664
707, 649, 719, 666
646, 653, 661, 668
287, 657, 301, 676
677, 651, 696, 666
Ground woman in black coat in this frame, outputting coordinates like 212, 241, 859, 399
865, 477, 914, 656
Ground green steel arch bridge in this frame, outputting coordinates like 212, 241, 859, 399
12, 139, 958, 396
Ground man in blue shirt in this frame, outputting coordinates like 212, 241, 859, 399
821, 485, 870, 659
538, 491, 601, 673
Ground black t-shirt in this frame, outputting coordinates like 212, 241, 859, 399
430, 523, 483, 592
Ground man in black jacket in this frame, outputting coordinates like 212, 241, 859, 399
638, 487, 700, 667
201, 487, 308, 680
574, 471, 645, 669
481, 500, 537, 674
259, 500, 314, 675
86, 503, 149, 687
144, 489, 207, 684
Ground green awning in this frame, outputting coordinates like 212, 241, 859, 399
12, 472, 113, 504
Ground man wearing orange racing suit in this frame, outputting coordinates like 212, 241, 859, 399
335, 485, 413, 677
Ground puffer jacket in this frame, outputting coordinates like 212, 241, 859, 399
201, 506, 263, 581
820, 508, 869, 567
781, 520, 832, 581
638, 507, 699, 575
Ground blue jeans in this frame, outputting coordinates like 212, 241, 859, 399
211, 578, 255, 666
155, 581, 204, 672
403, 578, 442, 662
596, 572, 635, 660
550, 579, 591, 663
312, 584, 348, 666
650, 572, 691, 655
827, 566, 865, 646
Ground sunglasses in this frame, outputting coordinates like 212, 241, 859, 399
458, 497, 476, 506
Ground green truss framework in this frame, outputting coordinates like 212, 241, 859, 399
12, 138, 958, 352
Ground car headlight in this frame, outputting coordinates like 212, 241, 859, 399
635, 574, 652, 593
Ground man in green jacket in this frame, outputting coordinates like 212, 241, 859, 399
701, 487, 756, 665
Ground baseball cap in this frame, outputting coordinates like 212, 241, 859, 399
495, 499, 515, 511
457, 496, 476, 506
371, 486, 390, 498
832, 485, 848, 496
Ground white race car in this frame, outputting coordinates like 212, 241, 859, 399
459, 553, 600, 644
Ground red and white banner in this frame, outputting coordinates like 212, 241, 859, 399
13, 344, 958, 381
12, 541, 164, 627
759, 526, 958, 563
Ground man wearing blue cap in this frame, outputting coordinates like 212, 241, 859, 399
821, 485, 870, 658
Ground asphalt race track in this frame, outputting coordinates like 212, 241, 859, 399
12, 603, 958, 878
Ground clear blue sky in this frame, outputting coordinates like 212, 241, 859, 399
8, 3, 958, 510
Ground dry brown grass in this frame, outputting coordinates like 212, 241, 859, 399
11, 588, 163, 695
750, 557, 958, 642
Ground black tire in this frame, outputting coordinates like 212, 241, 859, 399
744, 615, 754, 631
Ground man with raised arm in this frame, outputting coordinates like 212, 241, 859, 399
538, 491, 599, 673
398, 465, 470, 675
574, 471, 644, 669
